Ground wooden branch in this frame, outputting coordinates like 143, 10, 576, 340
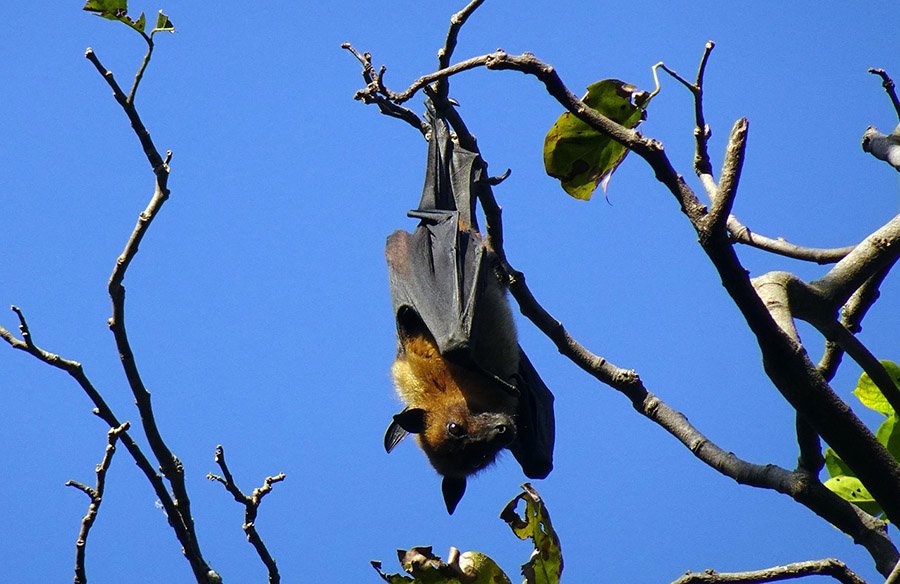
658, 41, 716, 190
0, 307, 193, 571
208, 445, 285, 584
705, 119, 748, 240
66, 423, 130, 584
672, 558, 866, 584
869, 68, 900, 121
434, 0, 485, 101
85, 48, 216, 583
342, 43, 428, 137
726, 216, 855, 264
812, 214, 900, 306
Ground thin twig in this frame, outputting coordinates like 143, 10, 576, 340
659, 41, 716, 184
128, 36, 154, 104
0, 307, 189, 571
342, 43, 428, 136
208, 445, 285, 584
869, 68, 900, 121
726, 216, 855, 264
434, 0, 485, 100
67, 423, 130, 584
671, 558, 866, 584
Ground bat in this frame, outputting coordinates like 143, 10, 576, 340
384, 100, 556, 515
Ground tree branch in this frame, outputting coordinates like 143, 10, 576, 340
341, 43, 428, 137
85, 48, 216, 583
812, 214, 900, 307
0, 307, 195, 574
726, 216, 856, 264
658, 41, 716, 193
208, 445, 285, 584
705, 118, 748, 240
869, 68, 900, 121
66, 423, 130, 584
672, 558, 866, 584
434, 0, 485, 101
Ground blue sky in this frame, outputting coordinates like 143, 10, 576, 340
2, 2, 898, 582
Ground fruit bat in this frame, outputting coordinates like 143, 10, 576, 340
384, 100, 555, 515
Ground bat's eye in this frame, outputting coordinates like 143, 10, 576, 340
447, 422, 466, 437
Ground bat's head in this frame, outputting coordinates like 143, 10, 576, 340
385, 405, 516, 514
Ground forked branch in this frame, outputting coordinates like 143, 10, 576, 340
208, 445, 285, 584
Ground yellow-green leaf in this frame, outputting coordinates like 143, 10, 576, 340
500, 483, 563, 584
372, 546, 511, 584
852, 360, 900, 416
543, 79, 653, 200
876, 414, 900, 461
824, 476, 883, 517
824, 447, 855, 478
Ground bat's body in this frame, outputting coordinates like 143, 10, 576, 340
384, 101, 555, 514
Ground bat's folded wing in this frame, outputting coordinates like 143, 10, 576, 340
508, 348, 555, 479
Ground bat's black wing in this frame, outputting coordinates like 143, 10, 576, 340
509, 349, 555, 478
386, 103, 495, 376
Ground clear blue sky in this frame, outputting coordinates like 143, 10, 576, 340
2, 2, 898, 582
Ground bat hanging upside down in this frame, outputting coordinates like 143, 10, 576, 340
384, 100, 555, 514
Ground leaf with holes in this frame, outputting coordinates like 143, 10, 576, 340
500, 483, 563, 584
824, 476, 882, 517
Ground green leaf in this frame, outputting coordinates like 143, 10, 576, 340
824, 447, 855, 478
852, 360, 900, 416
543, 79, 654, 200
132, 12, 146, 33
83, 0, 128, 19
824, 476, 883, 517
151, 10, 175, 35
83, 0, 147, 34
876, 414, 900, 461
500, 483, 563, 584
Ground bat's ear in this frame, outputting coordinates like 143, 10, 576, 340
442, 476, 467, 515
385, 408, 426, 453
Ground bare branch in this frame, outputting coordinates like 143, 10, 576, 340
66, 423, 130, 584
869, 68, 900, 121
705, 118, 748, 240
672, 558, 866, 584
434, 0, 485, 100
816, 319, 900, 414
812, 214, 900, 306
659, 41, 716, 186
84, 48, 167, 175
726, 216, 855, 264
0, 307, 194, 573
208, 445, 285, 584
861, 125, 900, 171
85, 47, 216, 582
342, 43, 428, 137
128, 38, 155, 104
